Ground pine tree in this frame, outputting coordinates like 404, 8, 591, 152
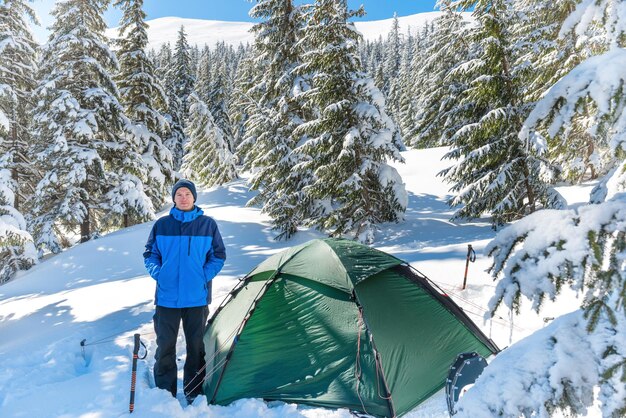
384, 14, 401, 80
164, 26, 194, 170
373, 63, 384, 93
407, 1, 472, 147
440, 0, 562, 226
189, 44, 200, 81
519, 0, 626, 189
172, 25, 195, 114
206, 63, 235, 153
230, 51, 256, 151
155, 42, 172, 80
237, 0, 311, 239
0, 0, 39, 213
457, 2, 626, 416
0, 0, 39, 276
0, 159, 37, 283
115, 0, 174, 213
515, 0, 605, 182
182, 93, 237, 187
382, 13, 401, 112
396, 28, 416, 139
31, 0, 151, 252
295, 0, 407, 243
468, 188, 626, 417
194, 45, 211, 102
154, 42, 185, 171
0, 0, 40, 280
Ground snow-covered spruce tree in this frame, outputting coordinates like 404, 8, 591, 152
189, 44, 200, 82
360, 37, 384, 77
527, 0, 617, 183
381, 13, 401, 115
182, 93, 237, 187
194, 45, 211, 102
456, 2, 626, 416
236, 0, 312, 239
395, 28, 416, 140
115, 0, 174, 212
383, 14, 401, 83
0, 160, 37, 284
164, 26, 194, 171
455, 195, 626, 417
206, 64, 236, 154
31, 0, 153, 252
154, 42, 185, 171
373, 62, 384, 94
519, 0, 626, 201
440, 0, 562, 226
206, 41, 248, 152
0, 0, 38, 213
230, 51, 257, 150
406, 0, 472, 148
294, 0, 407, 243
155, 42, 172, 80
172, 26, 194, 117
401, 23, 431, 146
513, 0, 591, 182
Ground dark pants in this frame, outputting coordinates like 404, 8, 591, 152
153, 305, 209, 398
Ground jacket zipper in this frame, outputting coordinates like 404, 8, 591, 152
188, 236, 191, 256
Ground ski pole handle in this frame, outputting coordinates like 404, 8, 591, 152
462, 244, 475, 290
129, 333, 140, 413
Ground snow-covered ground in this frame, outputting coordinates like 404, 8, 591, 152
0, 147, 591, 417
106, 12, 458, 50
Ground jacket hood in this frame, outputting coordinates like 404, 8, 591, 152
170, 205, 203, 223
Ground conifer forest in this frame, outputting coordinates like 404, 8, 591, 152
0, 1, 625, 416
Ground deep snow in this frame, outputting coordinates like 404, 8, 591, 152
0, 147, 593, 417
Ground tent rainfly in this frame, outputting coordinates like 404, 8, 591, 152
203, 238, 499, 417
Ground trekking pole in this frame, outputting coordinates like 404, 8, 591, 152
129, 333, 140, 413
462, 244, 476, 290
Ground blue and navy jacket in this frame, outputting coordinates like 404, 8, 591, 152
143, 206, 226, 308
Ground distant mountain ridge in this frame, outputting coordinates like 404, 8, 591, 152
107, 12, 452, 50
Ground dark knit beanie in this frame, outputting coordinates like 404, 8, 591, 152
172, 179, 197, 202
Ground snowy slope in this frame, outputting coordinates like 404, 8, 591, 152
0, 147, 590, 417
106, 12, 457, 50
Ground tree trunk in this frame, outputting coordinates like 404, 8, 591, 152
80, 209, 90, 243
124, 213, 130, 228
11, 122, 19, 211
11, 168, 19, 211
522, 161, 536, 213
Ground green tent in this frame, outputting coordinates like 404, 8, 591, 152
203, 238, 498, 417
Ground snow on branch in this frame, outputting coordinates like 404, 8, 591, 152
519, 47, 626, 154
0, 110, 8, 132
466, 188, 626, 417
455, 311, 598, 418
486, 193, 626, 315
560, 0, 626, 48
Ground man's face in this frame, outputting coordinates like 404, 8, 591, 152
174, 187, 194, 211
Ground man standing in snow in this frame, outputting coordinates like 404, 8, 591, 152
143, 179, 226, 403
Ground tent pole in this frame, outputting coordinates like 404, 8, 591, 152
209, 274, 279, 404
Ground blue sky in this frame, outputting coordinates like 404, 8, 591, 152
31, 0, 440, 43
